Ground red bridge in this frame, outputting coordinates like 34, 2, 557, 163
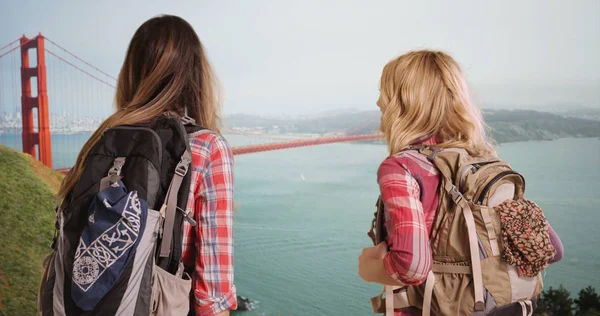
0, 34, 383, 170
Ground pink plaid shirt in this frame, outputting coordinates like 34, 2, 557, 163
378, 138, 439, 316
181, 130, 237, 315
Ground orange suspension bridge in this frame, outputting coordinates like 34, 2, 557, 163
0, 34, 383, 171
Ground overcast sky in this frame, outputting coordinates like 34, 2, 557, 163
1, 0, 599, 116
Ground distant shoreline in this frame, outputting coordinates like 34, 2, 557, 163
351, 136, 600, 146
0, 132, 600, 146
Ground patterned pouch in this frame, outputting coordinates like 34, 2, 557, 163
494, 198, 556, 277
71, 181, 148, 311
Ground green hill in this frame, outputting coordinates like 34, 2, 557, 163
0, 145, 63, 316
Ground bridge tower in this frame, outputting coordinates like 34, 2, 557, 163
20, 34, 52, 168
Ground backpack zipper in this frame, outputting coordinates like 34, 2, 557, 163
457, 160, 499, 193
477, 170, 524, 204
108, 126, 163, 164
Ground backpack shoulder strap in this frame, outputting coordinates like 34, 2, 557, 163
415, 146, 488, 313
367, 197, 385, 246
158, 149, 192, 263
412, 147, 459, 180
180, 114, 207, 134
156, 112, 201, 271
162, 111, 205, 133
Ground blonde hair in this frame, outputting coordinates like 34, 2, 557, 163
378, 50, 495, 157
58, 15, 221, 201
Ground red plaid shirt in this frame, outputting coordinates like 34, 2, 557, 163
182, 130, 237, 315
377, 138, 440, 316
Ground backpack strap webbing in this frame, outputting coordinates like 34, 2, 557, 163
386, 285, 403, 315
370, 286, 410, 314
367, 197, 384, 246
158, 149, 192, 260
518, 300, 534, 316
413, 147, 455, 181
163, 111, 200, 127
405, 146, 486, 314
157, 112, 200, 265
460, 199, 485, 311
421, 271, 436, 316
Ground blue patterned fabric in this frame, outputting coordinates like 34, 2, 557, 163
71, 181, 148, 311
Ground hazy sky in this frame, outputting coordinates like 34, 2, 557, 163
1, 0, 599, 115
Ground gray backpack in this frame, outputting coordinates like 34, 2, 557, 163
38, 113, 201, 315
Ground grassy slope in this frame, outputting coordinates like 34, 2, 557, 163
0, 145, 63, 316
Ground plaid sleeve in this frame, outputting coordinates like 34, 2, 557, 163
183, 133, 237, 315
378, 156, 432, 285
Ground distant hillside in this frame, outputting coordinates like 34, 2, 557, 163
224, 111, 378, 134
551, 106, 600, 121
0, 145, 62, 316
485, 110, 600, 143
224, 109, 600, 144
483, 104, 600, 121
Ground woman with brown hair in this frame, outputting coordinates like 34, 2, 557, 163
55, 15, 236, 315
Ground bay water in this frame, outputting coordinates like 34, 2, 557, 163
231, 137, 600, 315
2, 134, 598, 315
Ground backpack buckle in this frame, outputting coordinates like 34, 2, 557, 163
108, 157, 126, 176
180, 115, 196, 125
174, 151, 192, 177
449, 185, 464, 204
175, 164, 189, 177
428, 148, 441, 160
177, 206, 197, 226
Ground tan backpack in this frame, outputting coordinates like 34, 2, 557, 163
368, 146, 551, 316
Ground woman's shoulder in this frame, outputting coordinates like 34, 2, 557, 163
378, 150, 438, 179
188, 129, 233, 160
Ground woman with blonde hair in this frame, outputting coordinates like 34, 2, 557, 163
358, 50, 563, 315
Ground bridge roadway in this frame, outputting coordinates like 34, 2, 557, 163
54, 133, 384, 173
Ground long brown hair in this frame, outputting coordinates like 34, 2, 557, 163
58, 15, 221, 201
